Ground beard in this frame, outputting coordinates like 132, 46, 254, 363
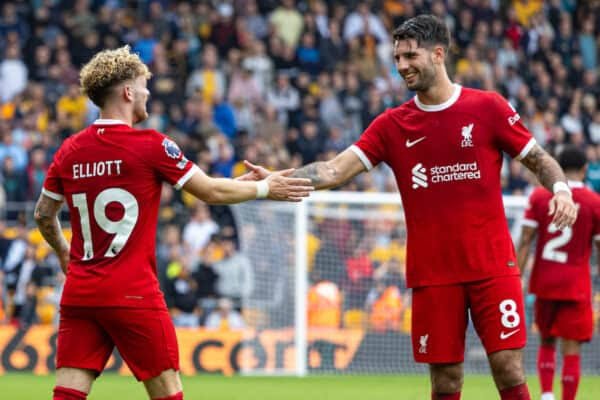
405, 64, 437, 92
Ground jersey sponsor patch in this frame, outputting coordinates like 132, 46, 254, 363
162, 138, 182, 159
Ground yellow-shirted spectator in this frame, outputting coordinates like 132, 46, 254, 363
370, 231, 406, 265
307, 233, 321, 272
270, 0, 304, 48
56, 84, 88, 132
513, 0, 543, 27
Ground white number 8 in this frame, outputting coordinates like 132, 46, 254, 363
499, 299, 520, 329
72, 188, 139, 260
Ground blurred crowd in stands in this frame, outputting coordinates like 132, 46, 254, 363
0, 0, 599, 333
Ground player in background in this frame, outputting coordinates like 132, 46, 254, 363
245, 15, 577, 400
33, 46, 313, 400
517, 146, 600, 400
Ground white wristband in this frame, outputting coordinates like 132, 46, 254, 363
256, 180, 269, 199
552, 181, 571, 196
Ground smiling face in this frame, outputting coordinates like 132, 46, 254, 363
393, 38, 441, 92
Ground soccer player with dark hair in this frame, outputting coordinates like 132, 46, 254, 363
517, 145, 600, 400
246, 15, 577, 400
34, 46, 313, 400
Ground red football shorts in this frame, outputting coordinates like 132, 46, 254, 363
56, 306, 179, 381
411, 275, 527, 363
535, 298, 593, 342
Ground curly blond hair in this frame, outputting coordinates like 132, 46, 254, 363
80, 45, 151, 107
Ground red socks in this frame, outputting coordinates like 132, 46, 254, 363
561, 355, 580, 400
53, 386, 87, 400
431, 393, 461, 399
499, 383, 531, 400
153, 392, 184, 400
538, 345, 556, 394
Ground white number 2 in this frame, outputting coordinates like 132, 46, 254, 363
541, 225, 572, 263
499, 299, 520, 328
72, 188, 139, 260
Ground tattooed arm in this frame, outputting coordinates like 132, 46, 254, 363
519, 144, 577, 229
290, 148, 367, 190
519, 145, 567, 191
34, 194, 70, 274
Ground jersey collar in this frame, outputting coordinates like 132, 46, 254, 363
414, 83, 462, 112
567, 180, 584, 188
93, 119, 129, 125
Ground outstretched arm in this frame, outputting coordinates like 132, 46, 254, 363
519, 144, 577, 229
183, 167, 313, 204
516, 225, 537, 275
34, 194, 70, 274
290, 148, 367, 190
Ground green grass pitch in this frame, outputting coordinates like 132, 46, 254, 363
1, 374, 599, 399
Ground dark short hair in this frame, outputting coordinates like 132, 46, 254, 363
392, 14, 450, 49
558, 145, 587, 172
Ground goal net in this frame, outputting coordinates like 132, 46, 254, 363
231, 191, 600, 376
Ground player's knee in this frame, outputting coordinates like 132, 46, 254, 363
55, 368, 95, 394
561, 339, 581, 356
144, 369, 183, 399
489, 350, 525, 388
430, 364, 464, 393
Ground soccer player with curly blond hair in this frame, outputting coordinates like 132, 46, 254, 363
34, 46, 312, 400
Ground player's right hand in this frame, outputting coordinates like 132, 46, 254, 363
266, 169, 314, 202
235, 160, 271, 181
548, 191, 578, 230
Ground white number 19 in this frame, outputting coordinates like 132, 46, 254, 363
72, 188, 139, 260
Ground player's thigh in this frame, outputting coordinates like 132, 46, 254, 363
554, 300, 594, 342
411, 284, 468, 363
467, 275, 526, 354
99, 308, 180, 382
56, 306, 114, 378
143, 368, 183, 399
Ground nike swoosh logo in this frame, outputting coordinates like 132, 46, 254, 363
500, 329, 520, 340
406, 137, 426, 148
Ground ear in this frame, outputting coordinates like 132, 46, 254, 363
123, 84, 134, 102
432, 45, 446, 64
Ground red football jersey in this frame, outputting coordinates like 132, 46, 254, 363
352, 85, 534, 288
43, 119, 198, 308
523, 182, 600, 301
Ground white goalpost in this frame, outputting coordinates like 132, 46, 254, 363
231, 191, 600, 376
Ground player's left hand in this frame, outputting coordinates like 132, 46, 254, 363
235, 160, 271, 181
548, 191, 578, 230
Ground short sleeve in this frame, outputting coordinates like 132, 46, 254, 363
351, 112, 389, 170
149, 133, 199, 190
490, 93, 536, 160
42, 147, 65, 201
